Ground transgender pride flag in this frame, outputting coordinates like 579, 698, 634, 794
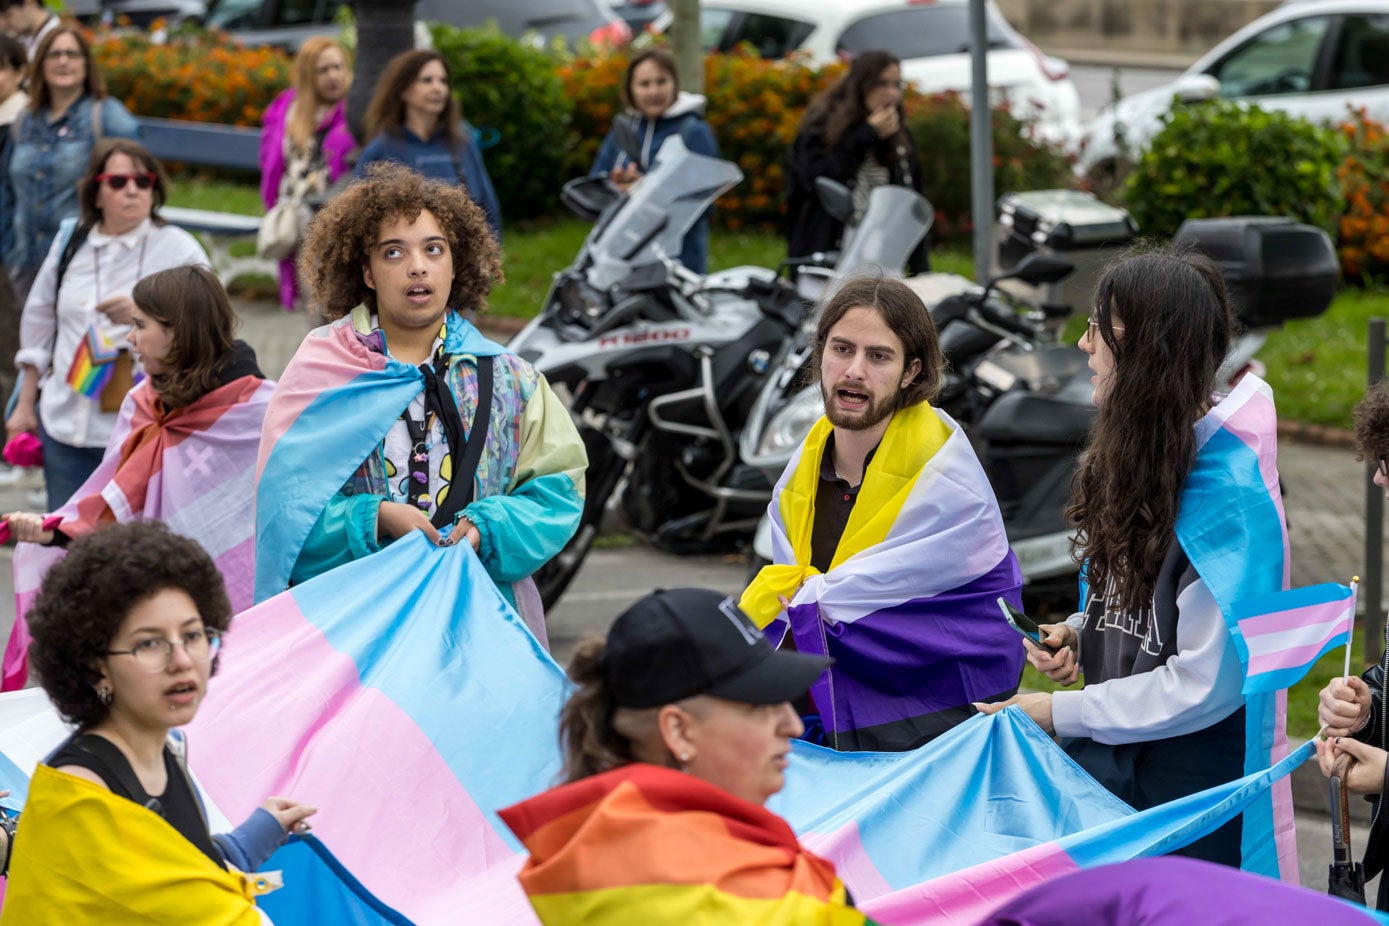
1232, 582, 1357, 694
0, 534, 1319, 924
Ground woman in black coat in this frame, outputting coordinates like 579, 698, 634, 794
785, 49, 929, 273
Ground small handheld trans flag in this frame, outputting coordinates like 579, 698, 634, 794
1230, 579, 1357, 695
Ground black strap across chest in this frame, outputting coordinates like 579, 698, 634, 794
400, 354, 493, 529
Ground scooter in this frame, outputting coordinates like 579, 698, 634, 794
510, 131, 933, 611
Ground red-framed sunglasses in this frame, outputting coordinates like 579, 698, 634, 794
97, 172, 156, 191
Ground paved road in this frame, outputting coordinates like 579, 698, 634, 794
1069, 62, 1181, 119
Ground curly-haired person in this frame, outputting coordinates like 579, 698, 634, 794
3, 521, 316, 921
979, 248, 1294, 871
254, 163, 586, 643
1316, 380, 1389, 910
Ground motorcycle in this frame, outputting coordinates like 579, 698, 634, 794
742, 251, 1094, 608
510, 132, 933, 611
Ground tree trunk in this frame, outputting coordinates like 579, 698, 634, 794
669, 0, 703, 94
347, 0, 420, 142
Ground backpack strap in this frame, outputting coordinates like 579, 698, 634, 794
53, 216, 91, 301
431, 355, 492, 528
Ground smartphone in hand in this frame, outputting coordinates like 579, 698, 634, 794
996, 597, 1060, 655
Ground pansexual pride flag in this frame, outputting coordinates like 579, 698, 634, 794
1, 374, 272, 691
0, 533, 1316, 924
1232, 582, 1356, 694
741, 402, 1024, 751
1172, 374, 1296, 881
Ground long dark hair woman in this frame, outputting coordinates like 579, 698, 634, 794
978, 249, 1289, 870
354, 49, 501, 240
786, 49, 929, 273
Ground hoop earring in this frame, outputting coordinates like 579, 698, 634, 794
95, 684, 112, 706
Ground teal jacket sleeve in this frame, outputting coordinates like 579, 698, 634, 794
463, 375, 587, 585
290, 491, 382, 587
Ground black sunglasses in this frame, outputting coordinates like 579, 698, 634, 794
96, 172, 156, 191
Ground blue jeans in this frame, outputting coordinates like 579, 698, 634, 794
38, 421, 105, 512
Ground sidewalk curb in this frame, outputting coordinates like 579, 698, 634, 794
1279, 419, 1358, 449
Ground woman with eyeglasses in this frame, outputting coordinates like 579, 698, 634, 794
6, 138, 208, 510
978, 249, 1289, 869
0, 265, 271, 692
1316, 381, 1389, 909
786, 49, 929, 273
0, 25, 140, 305
2, 521, 315, 918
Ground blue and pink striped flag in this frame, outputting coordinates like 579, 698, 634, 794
1232, 582, 1357, 694
0, 529, 1324, 924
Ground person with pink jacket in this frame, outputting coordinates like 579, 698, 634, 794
258, 37, 355, 311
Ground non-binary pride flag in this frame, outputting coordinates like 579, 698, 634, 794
1231, 582, 1357, 694
0, 535, 1320, 924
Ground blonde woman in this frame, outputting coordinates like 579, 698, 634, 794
258, 36, 354, 310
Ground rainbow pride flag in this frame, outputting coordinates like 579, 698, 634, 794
63, 324, 120, 398
0, 533, 1318, 924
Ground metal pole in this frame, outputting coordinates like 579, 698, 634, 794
1366, 317, 1386, 665
968, 0, 994, 282
670, 0, 704, 94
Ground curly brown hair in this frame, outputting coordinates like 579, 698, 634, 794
298, 162, 503, 317
1066, 247, 1233, 614
1354, 382, 1389, 466
28, 521, 233, 730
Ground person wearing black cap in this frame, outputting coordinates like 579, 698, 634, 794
497, 589, 867, 923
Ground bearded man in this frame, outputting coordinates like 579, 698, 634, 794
741, 276, 1024, 751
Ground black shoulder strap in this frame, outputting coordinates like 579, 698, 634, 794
56, 733, 157, 811
431, 355, 493, 528
55, 221, 93, 299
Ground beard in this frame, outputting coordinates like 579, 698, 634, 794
821, 379, 899, 431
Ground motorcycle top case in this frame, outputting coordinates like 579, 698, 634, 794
1172, 216, 1338, 329
996, 189, 1138, 252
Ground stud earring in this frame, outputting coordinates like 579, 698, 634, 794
96, 684, 112, 705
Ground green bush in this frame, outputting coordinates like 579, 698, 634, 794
430, 22, 573, 221
907, 93, 1073, 245
1121, 99, 1345, 240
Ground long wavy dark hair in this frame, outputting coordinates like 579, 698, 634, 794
798, 49, 903, 150
1066, 248, 1234, 614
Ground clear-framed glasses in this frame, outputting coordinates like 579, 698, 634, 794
1086, 315, 1125, 341
44, 48, 83, 62
107, 628, 221, 673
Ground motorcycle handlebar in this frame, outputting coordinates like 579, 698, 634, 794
974, 297, 1034, 337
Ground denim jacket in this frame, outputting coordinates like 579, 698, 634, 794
1, 96, 140, 272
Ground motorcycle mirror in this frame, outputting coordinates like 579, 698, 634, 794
994, 253, 1075, 287
814, 177, 853, 224
612, 115, 644, 165
561, 176, 619, 222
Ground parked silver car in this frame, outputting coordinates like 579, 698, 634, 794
1081, 0, 1389, 179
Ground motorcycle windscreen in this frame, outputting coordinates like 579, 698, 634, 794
834, 185, 935, 278
587, 136, 742, 283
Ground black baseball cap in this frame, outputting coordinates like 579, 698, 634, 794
605, 588, 831, 709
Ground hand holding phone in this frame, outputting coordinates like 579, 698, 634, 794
997, 597, 1059, 655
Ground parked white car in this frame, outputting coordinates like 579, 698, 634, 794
650, 0, 1084, 146
1081, 0, 1389, 179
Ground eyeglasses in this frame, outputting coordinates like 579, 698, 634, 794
1379, 457, 1388, 478
44, 48, 83, 62
873, 79, 906, 91
97, 173, 156, 191
107, 628, 221, 673
1085, 316, 1125, 341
